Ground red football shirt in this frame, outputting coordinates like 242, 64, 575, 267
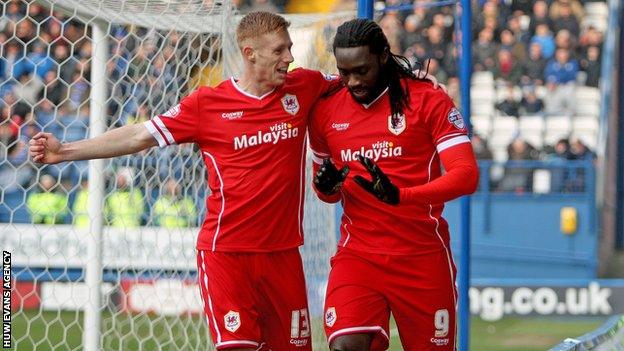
309, 79, 471, 255
144, 68, 334, 252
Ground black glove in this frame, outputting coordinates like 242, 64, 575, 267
314, 158, 349, 196
353, 156, 400, 205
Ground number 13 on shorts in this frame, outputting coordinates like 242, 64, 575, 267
291, 309, 311, 338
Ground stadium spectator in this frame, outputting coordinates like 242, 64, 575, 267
379, 9, 404, 54
499, 138, 539, 192
424, 25, 447, 63
0, 118, 35, 192
506, 14, 531, 47
570, 137, 596, 161
26, 174, 68, 224
472, 133, 494, 160
235, 0, 280, 14
152, 179, 197, 228
531, 23, 556, 60
104, 167, 144, 228
51, 43, 76, 85
400, 14, 423, 52
495, 85, 521, 116
27, 40, 55, 79
550, 0, 585, 23
493, 49, 523, 85
529, 0, 553, 36
580, 45, 601, 88
499, 29, 527, 63
38, 70, 67, 107
72, 178, 90, 228
309, 18, 478, 351
519, 88, 545, 115
473, 28, 498, 72
12, 72, 44, 106
544, 48, 579, 115
546, 138, 576, 192
551, 3, 581, 38
554, 29, 577, 54
521, 42, 548, 87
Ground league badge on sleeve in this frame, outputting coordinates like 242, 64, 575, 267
387, 113, 406, 135
162, 104, 181, 118
447, 108, 465, 130
281, 94, 300, 115
224, 310, 241, 332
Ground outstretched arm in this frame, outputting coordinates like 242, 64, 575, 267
29, 123, 158, 164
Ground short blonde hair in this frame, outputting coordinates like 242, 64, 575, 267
236, 11, 290, 47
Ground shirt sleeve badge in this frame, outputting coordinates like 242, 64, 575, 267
447, 108, 466, 130
388, 113, 406, 135
161, 104, 181, 118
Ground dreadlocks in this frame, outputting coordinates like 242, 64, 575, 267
333, 18, 422, 122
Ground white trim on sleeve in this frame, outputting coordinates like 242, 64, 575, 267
153, 116, 176, 145
143, 121, 167, 147
436, 135, 470, 153
310, 147, 329, 165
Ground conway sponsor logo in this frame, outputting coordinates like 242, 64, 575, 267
340, 141, 402, 162
233, 122, 299, 150
470, 282, 619, 321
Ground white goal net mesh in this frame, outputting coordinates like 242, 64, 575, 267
0, 0, 352, 349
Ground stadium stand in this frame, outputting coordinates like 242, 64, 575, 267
0, 0, 606, 220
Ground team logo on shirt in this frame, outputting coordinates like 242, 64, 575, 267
325, 307, 336, 327
281, 94, 300, 115
162, 104, 181, 118
447, 108, 465, 130
387, 113, 406, 135
224, 310, 241, 332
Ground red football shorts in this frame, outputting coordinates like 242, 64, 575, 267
197, 249, 312, 351
323, 247, 457, 351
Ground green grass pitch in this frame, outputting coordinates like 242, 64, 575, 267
11, 311, 603, 350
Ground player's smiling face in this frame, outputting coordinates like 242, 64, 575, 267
334, 45, 387, 104
252, 29, 294, 88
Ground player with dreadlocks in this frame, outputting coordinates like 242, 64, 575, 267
309, 19, 479, 351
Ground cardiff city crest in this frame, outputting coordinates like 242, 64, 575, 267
224, 310, 241, 332
388, 113, 406, 135
325, 307, 336, 327
281, 94, 300, 115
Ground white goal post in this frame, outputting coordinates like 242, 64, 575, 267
0, 1, 352, 350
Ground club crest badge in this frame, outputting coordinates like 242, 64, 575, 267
162, 104, 181, 118
447, 108, 465, 130
325, 307, 336, 327
224, 311, 241, 332
281, 94, 300, 115
388, 113, 406, 135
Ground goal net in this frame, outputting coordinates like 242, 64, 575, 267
0, 1, 352, 350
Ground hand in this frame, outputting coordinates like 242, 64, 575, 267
29, 132, 64, 164
353, 156, 399, 205
413, 69, 448, 94
314, 158, 349, 196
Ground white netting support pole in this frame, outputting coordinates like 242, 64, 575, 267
83, 19, 108, 351
221, 2, 241, 79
